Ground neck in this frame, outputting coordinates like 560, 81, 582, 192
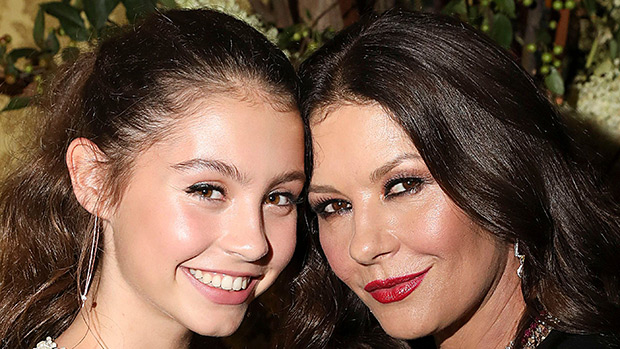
435, 247, 526, 349
57, 260, 192, 348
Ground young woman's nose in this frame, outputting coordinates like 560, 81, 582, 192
219, 200, 270, 262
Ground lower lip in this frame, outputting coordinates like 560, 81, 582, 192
365, 268, 430, 304
183, 268, 257, 305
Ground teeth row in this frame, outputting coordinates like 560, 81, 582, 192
189, 269, 250, 291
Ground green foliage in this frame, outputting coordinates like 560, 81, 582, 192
2, 96, 32, 111
1, 0, 174, 111
489, 13, 513, 48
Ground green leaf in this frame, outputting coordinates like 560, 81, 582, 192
610, 40, 618, 60
158, 0, 177, 8
42, 2, 90, 41
122, 0, 157, 23
7, 48, 38, 64
84, 0, 120, 32
442, 0, 467, 15
33, 8, 46, 49
582, 0, 596, 14
544, 68, 564, 95
489, 13, 513, 48
45, 30, 60, 54
2, 96, 32, 112
495, 0, 516, 18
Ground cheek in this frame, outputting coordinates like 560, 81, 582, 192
265, 211, 298, 269
319, 229, 354, 282
111, 190, 219, 272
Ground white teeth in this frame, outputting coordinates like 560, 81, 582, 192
212, 275, 221, 287
189, 268, 250, 292
232, 277, 242, 291
221, 275, 233, 290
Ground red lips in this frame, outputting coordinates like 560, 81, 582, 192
364, 267, 431, 304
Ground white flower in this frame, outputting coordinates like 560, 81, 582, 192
175, 0, 278, 43
574, 66, 620, 139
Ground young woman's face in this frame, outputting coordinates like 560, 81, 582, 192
101, 93, 304, 336
308, 103, 510, 339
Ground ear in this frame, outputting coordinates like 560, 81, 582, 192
66, 138, 108, 217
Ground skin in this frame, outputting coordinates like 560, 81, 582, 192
307, 102, 526, 348
61, 92, 305, 348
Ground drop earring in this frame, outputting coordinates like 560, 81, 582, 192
81, 214, 100, 307
514, 241, 525, 278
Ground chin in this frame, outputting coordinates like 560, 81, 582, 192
192, 319, 244, 337
375, 316, 430, 340
185, 309, 247, 337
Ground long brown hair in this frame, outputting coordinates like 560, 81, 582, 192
284, 9, 620, 348
0, 9, 299, 348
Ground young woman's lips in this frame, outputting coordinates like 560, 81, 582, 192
183, 267, 259, 305
364, 267, 431, 304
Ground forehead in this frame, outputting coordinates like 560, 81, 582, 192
311, 103, 416, 176
134, 94, 304, 173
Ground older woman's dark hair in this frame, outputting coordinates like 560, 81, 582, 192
0, 9, 298, 348
283, 9, 620, 348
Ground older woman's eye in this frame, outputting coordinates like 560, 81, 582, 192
186, 183, 225, 200
313, 199, 352, 217
385, 177, 424, 197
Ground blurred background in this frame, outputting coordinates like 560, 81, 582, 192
1, 0, 619, 177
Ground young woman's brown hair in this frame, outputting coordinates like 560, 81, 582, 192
0, 8, 301, 348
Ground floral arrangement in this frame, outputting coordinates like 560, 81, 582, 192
175, 0, 279, 43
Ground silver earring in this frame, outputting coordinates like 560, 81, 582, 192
514, 241, 525, 278
81, 214, 100, 307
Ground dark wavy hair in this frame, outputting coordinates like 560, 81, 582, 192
0, 9, 299, 349
282, 9, 620, 348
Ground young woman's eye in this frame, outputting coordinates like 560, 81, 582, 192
313, 199, 352, 217
264, 193, 295, 206
186, 183, 225, 200
385, 177, 424, 197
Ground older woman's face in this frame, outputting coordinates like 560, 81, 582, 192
308, 103, 510, 339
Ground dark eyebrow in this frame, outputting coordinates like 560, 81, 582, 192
370, 153, 422, 183
269, 171, 306, 189
307, 184, 345, 196
171, 158, 249, 184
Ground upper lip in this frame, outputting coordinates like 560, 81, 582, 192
364, 266, 432, 292
184, 267, 262, 278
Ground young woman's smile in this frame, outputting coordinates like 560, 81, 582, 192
101, 94, 305, 337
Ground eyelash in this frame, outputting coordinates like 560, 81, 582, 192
186, 183, 301, 208
186, 183, 226, 201
311, 198, 352, 218
264, 192, 302, 208
383, 175, 426, 199
310, 175, 427, 218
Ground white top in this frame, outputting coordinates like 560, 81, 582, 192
34, 337, 65, 349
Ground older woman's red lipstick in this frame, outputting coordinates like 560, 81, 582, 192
364, 267, 431, 304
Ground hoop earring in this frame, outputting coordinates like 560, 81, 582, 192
81, 214, 100, 307
514, 241, 525, 278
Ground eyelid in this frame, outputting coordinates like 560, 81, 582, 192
310, 198, 352, 217
264, 191, 302, 206
185, 182, 226, 200
383, 175, 426, 198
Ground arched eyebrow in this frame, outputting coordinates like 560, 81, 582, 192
268, 171, 306, 188
369, 153, 421, 183
172, 158, 250, 184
